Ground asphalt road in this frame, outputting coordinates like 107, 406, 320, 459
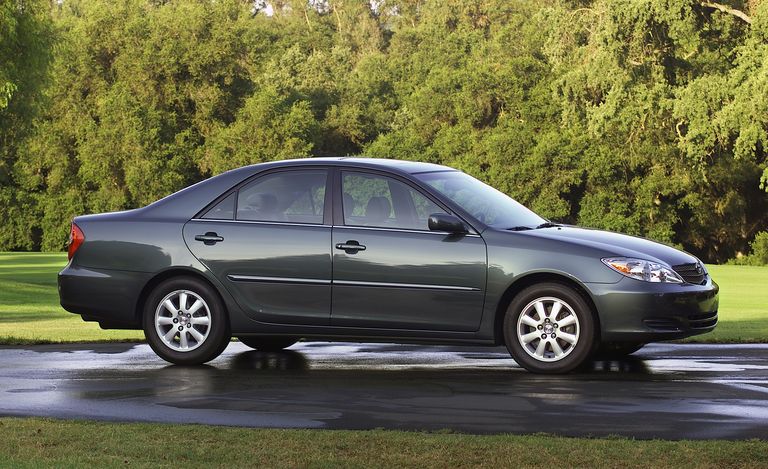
1, 341, 767, 440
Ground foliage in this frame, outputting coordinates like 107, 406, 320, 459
0, 0, 766, 261
729, 231, 768, 265
0, 0, 53, 250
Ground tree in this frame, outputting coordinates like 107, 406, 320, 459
0, 0, 52, 250
542, 0, 768, 260
2, 0, 766, 261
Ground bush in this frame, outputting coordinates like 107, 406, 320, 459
729, 232, 768, 266
751, 232, 768, 265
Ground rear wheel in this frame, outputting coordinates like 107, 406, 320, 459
143, 276, 230, 365
237, 336, 299, 351
503, 282, 596, 374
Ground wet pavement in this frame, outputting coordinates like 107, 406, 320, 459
1, 341, 767, 439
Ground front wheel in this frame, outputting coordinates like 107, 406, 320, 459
503, 283, 596, 374
143, 276, 230, 365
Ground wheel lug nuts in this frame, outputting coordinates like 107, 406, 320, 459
537, 325, 543, 330
187, 324, 191, 328
173, 318, 178, 323
551, 333, 556, 338
541, 334, 547, 339
178, 326, 183, 331
553, 324, 558, 328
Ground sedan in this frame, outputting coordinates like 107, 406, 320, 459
58, 158, 718, 373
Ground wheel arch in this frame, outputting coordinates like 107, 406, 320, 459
134, 267, 230, 326
493, 272, 601, 345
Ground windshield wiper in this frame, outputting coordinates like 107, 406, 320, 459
506, 226, 533, 231
535, 222, 561, 229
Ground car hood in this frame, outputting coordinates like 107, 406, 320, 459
519, 226, 698, 267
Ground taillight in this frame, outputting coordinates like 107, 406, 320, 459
68, 223, 85, 260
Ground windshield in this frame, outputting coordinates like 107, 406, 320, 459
415, 171, 546, 229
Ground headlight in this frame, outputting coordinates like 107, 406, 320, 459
601, 257, 683, 283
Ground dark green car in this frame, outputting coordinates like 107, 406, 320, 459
59, 158, 718, 373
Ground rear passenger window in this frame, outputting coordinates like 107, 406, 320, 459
236, 170, 327, 224
202, 193, 236, 220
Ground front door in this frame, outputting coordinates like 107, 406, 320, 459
184, 168, 332, 325
331, 170, 487, 331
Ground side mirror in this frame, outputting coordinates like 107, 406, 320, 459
428, 213, 468, 234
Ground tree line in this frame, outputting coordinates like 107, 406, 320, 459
1, 0, 766, 263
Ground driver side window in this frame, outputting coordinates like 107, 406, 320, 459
341, 171, 447, 230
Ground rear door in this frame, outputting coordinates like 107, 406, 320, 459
184, 168, 332, 325
331, 169, 488, 331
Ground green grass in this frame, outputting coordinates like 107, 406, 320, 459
0, 252, 766, 344
691, 264, 768, 343
0, 252, 142, 343
0, 418, 765, 468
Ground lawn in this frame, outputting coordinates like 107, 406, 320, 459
694, 264, 768, 343
0, 418, 765, 468
0, 252, 142, 343
0, 252, 766, 344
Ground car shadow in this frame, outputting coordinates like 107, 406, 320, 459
228, 350, 310, 371
581, 356, 651, 374
68, 348, 674, 409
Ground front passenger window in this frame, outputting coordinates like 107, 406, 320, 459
341, 172, 448, 230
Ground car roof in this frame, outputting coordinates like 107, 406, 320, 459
256, 157, 454, 175
138, 157, 455, 220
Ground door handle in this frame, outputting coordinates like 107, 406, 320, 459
335, 240, 366, 254
194, 232, 224, 245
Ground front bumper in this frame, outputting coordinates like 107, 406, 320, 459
588, 276, 719, 342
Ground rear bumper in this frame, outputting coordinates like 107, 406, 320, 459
589, 276, 719, 342
58, 263, 150, 329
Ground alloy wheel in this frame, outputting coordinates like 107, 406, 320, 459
154, 289, 212, 352
516, 296, 580, 362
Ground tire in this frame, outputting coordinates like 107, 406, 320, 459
594, 342, 645, 359
503, 282, 596, 374
237, 336, 299, 352
143, 276, 230, 365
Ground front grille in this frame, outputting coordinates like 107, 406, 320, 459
673, 262, 707, 285
689, 311, 718, 329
